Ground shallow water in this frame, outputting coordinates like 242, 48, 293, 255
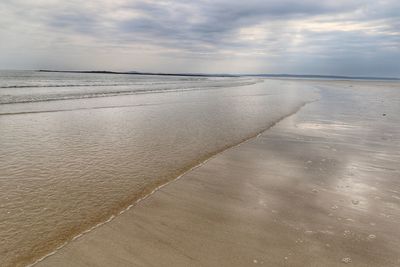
0, 71, 256, 105
0, 71, 317, 266
33, 78, 400, 267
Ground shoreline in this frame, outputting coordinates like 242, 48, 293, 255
35, 80, 400, 266
1, 77, 321, 267
28, 100, 314, 267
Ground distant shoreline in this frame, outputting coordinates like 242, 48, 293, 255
37, 69, 400, 81
37, 70, 238, 78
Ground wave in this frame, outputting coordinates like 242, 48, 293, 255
0, 79, 261, 105
26, 99, 314, 267
0, 80, 208, 89
0, 77, 251, 89
0, 92, 279, 116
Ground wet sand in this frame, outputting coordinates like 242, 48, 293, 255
36, 80, 400, 267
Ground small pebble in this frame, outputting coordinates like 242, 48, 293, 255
368, 234, 376, 239
342, 257, 352, 264
351, 200, 359, 205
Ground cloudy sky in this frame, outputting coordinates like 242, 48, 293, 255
1, 0, 399, 76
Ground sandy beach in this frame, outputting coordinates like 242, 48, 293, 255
2, 1, 399, 265
1, 74, 323, 266
35, 80, 400, 267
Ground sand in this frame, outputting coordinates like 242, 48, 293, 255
35, 80, 400, 267
0, 77, 317, 267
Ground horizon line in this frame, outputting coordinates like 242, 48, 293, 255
0, 69, 399, 81
37, 69, 400, 81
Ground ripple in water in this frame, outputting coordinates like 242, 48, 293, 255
0, 71, 318, 266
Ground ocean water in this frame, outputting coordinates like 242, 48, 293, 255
0, 71, 318, 266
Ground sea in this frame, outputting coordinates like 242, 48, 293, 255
0, 70, 320, 266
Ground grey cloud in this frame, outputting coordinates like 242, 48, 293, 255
48, 12, 99, 34
119, 1, 360, 43
0, 0, 399, 76
114, 0, 399, 56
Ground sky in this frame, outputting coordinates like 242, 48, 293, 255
0, 0, 399, 76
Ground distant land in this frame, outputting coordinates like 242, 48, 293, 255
38, 70, 237, 78
38, 70, 400, 81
